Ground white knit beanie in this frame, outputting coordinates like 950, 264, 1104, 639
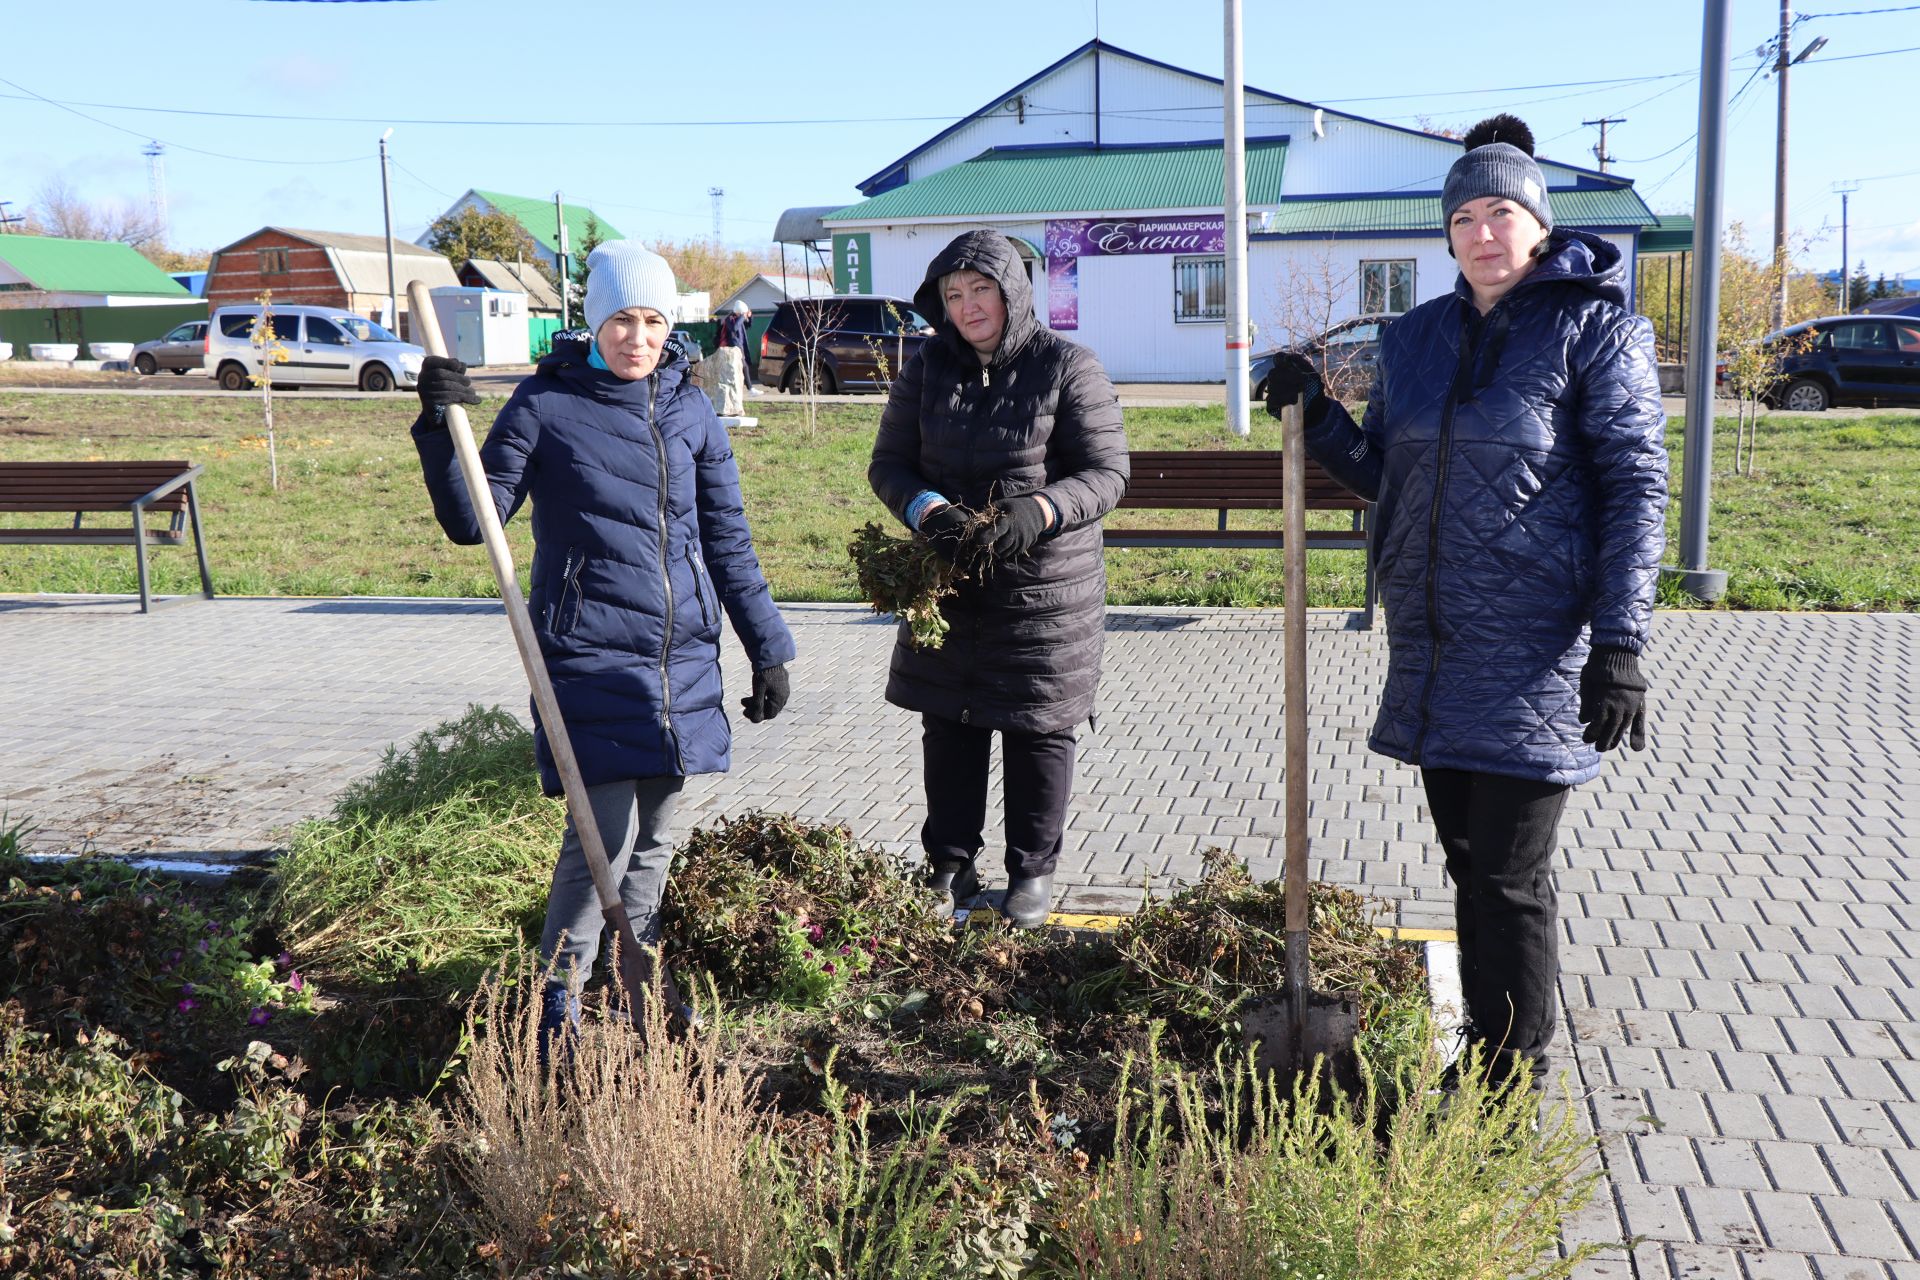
584, 240, 678, 336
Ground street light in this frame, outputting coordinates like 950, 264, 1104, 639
379, 128, 398, 335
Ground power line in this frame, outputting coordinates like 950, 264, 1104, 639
1796, 4, 1920, 15
0, 75, 368, 166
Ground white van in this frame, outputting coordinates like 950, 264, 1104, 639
207, 305, 425, 393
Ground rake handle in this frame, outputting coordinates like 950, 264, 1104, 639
405, 282, 640, 958
1283, 393, 1312, 1028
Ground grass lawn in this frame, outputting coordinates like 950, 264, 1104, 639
1, 390, 1915, 610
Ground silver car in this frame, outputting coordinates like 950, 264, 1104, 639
207, 305, 425, 392
130, 320, 209, 375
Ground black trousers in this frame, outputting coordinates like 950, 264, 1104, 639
921, 713, 1077, 880
1421, 767, 1572, 1082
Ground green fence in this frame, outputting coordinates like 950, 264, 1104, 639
0, 303, 209, 356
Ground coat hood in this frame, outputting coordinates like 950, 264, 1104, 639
1456, 228, 1629, 309
913, 230, 1039, 366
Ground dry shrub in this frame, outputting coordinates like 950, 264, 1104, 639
454, 954, 785, 1275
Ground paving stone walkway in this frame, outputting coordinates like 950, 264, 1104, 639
3, 594, 1917, 1276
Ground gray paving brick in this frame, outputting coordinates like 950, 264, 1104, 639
1681, 1185, 1764, 1249
1696, 1139, 1774, 1192
1740, 1251, 1817, 1280
1747, 1190, 1837, 1253
1817, 1195, 1910, 1260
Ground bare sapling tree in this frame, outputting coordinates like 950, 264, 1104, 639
250, 291, 292, 489
1260, 241, 1368, 403
789, 300, 845, 437
1715, 222, 1823, 475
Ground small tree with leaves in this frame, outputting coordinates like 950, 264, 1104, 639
567, 213, 610, 317
426, 207, 556, 289
249, 290, 292, 490
1715, 222, 1821, 474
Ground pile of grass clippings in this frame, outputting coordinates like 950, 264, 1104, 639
261, 706, 558, 990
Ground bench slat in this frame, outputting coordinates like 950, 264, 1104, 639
0, 460, 198, 512
0, 529, 188, 546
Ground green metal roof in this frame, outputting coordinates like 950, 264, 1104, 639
826, 141, 1289, 222
0, 235, 190, 296
472, 190, 624, 258
1637, 214, 1695, 255
1265, 186, 1659, 236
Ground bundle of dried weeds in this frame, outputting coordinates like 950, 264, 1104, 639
454, 953, 786, 1276
847, 509, 994, 649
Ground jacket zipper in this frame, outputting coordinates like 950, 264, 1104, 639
957, 357, 995, 726
556, 550, 585, 633
643, 376, 683, 770
686, 545, 713, 628
1413, 304, 1483, 763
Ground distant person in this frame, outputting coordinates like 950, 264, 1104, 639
731, 301, 762, 394
869, 230, 1129, 928
411, 240, 796, 1046
1264, 114, 1669, 1094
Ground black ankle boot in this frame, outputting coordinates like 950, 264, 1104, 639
1001, 872, 1055, 929
925, 860, 981, 920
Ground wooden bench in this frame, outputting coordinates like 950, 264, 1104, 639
1104, 449, 1376, 628
0, 460, 214, 613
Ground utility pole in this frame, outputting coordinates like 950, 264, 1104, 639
379, 129, 398, 335
1772, 0, 1792, 327
1222, 0, 1250, 438
0, 201, 24, 233
554, 192, 571, 329
1583, 116, 1625, 173
1835, 181, 1860, 311
1671, 0, 1734, 604
709, 187, 724, 242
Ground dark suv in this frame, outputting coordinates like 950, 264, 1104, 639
1721, 314, 1920, 411
757, 295, 936, 394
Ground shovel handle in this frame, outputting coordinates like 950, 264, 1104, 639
405, 282, 629, 930
1283, 394, 1311, 941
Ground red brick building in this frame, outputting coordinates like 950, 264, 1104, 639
204, 228, 461, 332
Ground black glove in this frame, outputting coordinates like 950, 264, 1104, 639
918, 503, 975, 564
1262, 352, 1328, 428
741, 664, 790, 723
1579, 647, 1648, 752
985, 494, 1053, 560
416, 355, 480, 424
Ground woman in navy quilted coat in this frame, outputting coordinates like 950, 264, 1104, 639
1264, 115, 1669, 1090
411, 240, 796, 1037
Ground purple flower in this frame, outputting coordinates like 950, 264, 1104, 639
276, 951, 293, 970
821, 962, 836, 976
247, 1006, 273, 1026
196, 939, 210, 955
204, 921, 220, 934
805, 923, 824, 944
286, 971, 304, 992
839, 944, 852, 956
180, 982, 196, 995
176, 998, 199, 1013
162, 949, 183, 970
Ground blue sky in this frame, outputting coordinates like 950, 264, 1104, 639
4, 0, 1916, 282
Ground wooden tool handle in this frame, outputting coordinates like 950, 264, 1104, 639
406, 281, 625, 919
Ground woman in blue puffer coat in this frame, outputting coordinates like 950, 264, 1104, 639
1264, 114, 1668, 1091
412, 240, 797, 1037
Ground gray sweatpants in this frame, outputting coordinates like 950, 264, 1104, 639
538, 775, 685, 990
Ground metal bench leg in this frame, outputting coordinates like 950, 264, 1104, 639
1362, 503, 1378, 631
186, 481, 214, 601
132, 502, 154, 614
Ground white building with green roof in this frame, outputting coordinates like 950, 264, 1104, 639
0, 234, 193, 310
807, 40, 1661, 382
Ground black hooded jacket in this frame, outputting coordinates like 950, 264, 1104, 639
868, 231, 1130, 732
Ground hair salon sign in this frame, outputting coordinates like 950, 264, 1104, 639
1044, 217, 1225, 330
1044, 217, 1226, 259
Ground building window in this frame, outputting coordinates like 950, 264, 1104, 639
1173, 255, 1226, 323
259, 248, 290, 275
1360, 260, 1414, 314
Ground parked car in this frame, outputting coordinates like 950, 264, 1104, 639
756, 295, 935, 394
1249, 314, 1399, 404
1716, 314, 1920, 411
206, 305, 425, 393
130, 320, 209, 375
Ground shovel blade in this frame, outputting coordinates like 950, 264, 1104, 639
1244, 990, 1363, 1089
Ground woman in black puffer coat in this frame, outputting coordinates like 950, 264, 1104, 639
870, 230, 1130, 928
1266, 115, 1669, 1091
